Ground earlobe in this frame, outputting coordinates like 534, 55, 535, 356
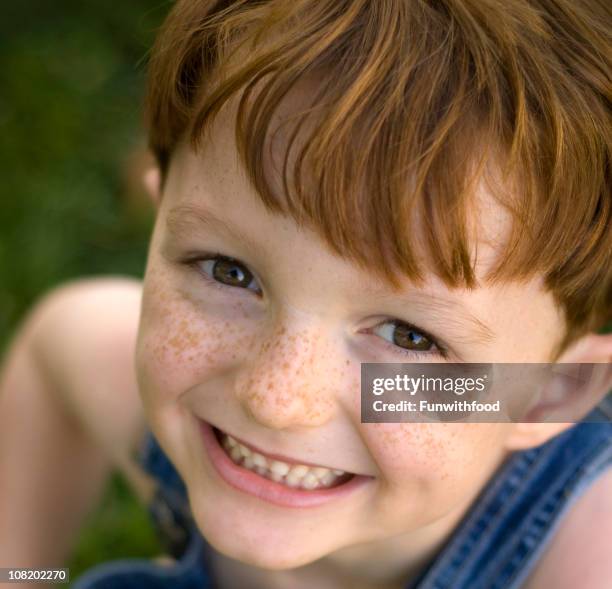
505, 422, 573, 451
505, 331, 612, 451
551, 334, 612, 419
556, 332, 612, 364
143, 167, 162, 207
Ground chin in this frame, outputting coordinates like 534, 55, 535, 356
189, 495, 334, 570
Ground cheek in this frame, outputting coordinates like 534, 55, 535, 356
136, 270, 258, 403
366, 423, 509, 505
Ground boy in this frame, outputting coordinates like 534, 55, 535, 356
1, 0, 610, 587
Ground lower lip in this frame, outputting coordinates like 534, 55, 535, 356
199, 420, 373, 508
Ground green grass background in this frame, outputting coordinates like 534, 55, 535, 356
0, 0, 170, 578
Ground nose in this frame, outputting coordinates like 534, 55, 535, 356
235, 320, 340, 430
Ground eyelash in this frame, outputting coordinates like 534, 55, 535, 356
184, 253, 262, 295
182, 254, 448, 359
371, 321, 448, 360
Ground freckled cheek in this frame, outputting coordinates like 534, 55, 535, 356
364, 424, 503, 497
136, 294, 259, 401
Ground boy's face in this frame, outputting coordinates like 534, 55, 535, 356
135, 101, 566, 570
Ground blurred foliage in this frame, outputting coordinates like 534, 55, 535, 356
0, 0, 171, 577
68, 474, 162, 577
0, 0, 170, 350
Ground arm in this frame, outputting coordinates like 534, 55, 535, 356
0, 278, 148, 573
522, 468, 612, 589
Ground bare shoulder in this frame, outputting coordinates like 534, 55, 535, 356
26, 276, 151, 490
522, 467, 612, 589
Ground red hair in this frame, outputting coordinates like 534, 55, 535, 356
145, 0, 611, 355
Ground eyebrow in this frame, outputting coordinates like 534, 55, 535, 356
364, 289, 496, 345
165, 203, 268, 260
166, 203, 495, 345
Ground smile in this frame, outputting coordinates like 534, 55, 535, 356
218, 429, 351, 489
199, 420, 373, 508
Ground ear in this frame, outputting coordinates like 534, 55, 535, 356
143, 167, 162, 207
505, 331, 612, 451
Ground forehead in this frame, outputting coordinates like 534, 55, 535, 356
156, 90, 567, 362
164, 85, 514, 286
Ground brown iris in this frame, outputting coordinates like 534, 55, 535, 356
392, 323, 433, 351
212, 258, 254, 288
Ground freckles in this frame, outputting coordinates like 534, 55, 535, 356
409, 426, 454, 480
166, 318, 199, 357
147, 296, 255, 377
398, 424, 493, 486
368, 424, 412, 462
233, 300, 250, 320
368, 423, 461, 483
242, 326, 337, 422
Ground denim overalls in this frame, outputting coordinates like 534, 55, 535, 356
73, 400, 611, 589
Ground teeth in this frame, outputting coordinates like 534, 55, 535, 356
320, 471, 337, 486
219, 432, 349, 490
252, 453, 267, 468
289, 465, 308, 478
270, 460, 290, 476
230, 446, 242, 462
301, 473, 319, 490
285, 472, 302, 487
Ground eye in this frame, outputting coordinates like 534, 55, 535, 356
196, 256, 261, 293
373, 321, 437, 354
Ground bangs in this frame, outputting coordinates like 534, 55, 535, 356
146, 0, 611, 344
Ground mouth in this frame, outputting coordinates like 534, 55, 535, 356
199, 420, 373, 508
217, 427, 353, 489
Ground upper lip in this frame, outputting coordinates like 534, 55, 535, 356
210, 422, 371, 476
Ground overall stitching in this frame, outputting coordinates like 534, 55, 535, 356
488, 435, 612, 589
419, 451, 538, 588
415, 410, 611, 589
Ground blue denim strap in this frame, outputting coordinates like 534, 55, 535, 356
412, 411, 611, 588
71, 529, 211, 589
72, 436, 212, 589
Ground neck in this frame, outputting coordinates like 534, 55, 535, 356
319, 497, 474, 588
208, 495, 476, 589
